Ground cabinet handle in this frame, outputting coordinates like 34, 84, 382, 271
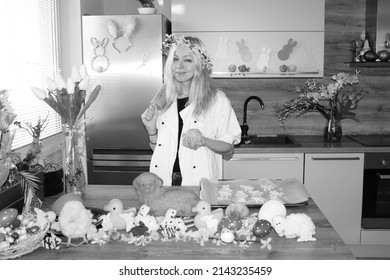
377, 173, 390, 179
230, 156, 300, 161
311, 157, 360, 161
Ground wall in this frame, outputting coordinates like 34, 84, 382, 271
61, 0, 390, 138
215, 0, 390, 136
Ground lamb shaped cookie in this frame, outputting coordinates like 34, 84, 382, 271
133, 172, 200, 217
272, 213, 316, 242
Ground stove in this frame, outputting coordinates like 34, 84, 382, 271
347, 135, 390, 147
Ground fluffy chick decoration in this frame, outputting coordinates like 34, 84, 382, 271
58, 200, 93, 247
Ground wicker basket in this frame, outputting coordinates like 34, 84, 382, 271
0, 222, 50, 260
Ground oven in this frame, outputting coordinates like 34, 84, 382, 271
361, 153, 390, 229
347, 135, 390, 229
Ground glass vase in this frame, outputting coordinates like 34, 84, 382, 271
324, 113, 342, 142
64, 126, 86, 196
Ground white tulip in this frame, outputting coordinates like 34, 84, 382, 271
55, 73, 67, 89
46, 77, 58, 91
78, 75, 90, 90
71, 65, 82, 83
79, 64, 88, 79
67, 78, 75, 94
31, 87, 47, 100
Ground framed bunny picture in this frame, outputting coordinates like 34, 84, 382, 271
176, 31, 324, 78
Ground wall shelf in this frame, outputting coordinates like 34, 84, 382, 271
347, 61, 390, 67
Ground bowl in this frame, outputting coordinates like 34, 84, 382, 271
137, 7, 157, 14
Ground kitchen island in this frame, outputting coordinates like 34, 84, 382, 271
17, 185, 355, 260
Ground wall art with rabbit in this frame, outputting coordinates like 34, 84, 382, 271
175, 31, 324, 78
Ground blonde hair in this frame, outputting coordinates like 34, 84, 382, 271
163, 36, 216, 117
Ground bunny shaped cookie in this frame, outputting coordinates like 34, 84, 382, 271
236, 39, 253, 62
90, 37, 110, 73
106, 16, 137, 53
257, 46, 271, 72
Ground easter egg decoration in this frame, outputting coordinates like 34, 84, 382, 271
220, 228, 235, 243
219, 202, 249, 232
363, 50, 378, 62
51, 193, 83, 214
219, 216, 242, 232
258, 199, 286, 223
377, 50, 390, 62
253, 219, 272, 238
0, 208, 18, 227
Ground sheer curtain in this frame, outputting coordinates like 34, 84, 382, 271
0, 0, 62, 149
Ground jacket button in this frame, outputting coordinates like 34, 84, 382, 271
158, 144, 161, 146
161, 122, 165, 125
193, 166, 196, 168
155, 165, 158, 168
194, 121, 197, 123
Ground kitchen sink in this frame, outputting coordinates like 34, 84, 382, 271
237, 135, 301, 148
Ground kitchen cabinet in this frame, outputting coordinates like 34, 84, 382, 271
304, 153, 364, 244
172, 0, 324, 32
223, 153, 304, 182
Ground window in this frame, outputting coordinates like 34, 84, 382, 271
0, 0, 62, 149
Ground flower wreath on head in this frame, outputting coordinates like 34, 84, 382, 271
162, 34, 213, 71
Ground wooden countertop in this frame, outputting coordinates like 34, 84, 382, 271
18, 185, 355, 260
235, 135, 390, 153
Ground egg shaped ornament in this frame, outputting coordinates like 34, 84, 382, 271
363, 50, 378, 62
220, 228, 235, 243
377, 50, 390, 62
52, 193, 83, 214
258, 199, 286, 223
253, 219, 272, 238
0, 208, 18, 227
219, 216, 243, 232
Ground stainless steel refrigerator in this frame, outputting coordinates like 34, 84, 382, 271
81, 14, 171, 185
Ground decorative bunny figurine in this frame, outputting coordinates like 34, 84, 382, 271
257, 46, 272, 72
90, 37, 109, 73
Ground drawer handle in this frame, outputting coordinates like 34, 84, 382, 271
377, 173, 390, 179
311, 157, 360, 161
231, 157, 300, 161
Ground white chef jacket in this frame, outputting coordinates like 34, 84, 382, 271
149, 90, 241, 186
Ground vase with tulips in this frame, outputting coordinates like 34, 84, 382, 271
31, 65, 102, 196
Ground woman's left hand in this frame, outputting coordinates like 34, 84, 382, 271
182, 129, 205, 150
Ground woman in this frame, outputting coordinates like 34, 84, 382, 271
141, 35, 241, 186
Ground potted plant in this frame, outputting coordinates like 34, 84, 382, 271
137, 0, 157, 14
0, 90, 42, 214
15, 116, 64, 197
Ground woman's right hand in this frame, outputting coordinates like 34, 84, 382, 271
141, 103, 159, 134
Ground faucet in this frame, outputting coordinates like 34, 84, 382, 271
241, 96, 265, 138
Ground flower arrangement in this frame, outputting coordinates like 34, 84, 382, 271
0, 90, 40, 213
31, 65, 101, 128
14, 115, 49, 168
0, 90, 18, 167
162, 34, 213, 71
31, 65, 102, 196
137, 0, 154, 8
277, 70, 370, 128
